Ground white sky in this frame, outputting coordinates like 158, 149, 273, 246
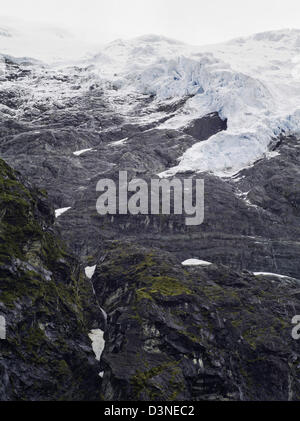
0, 0, 300, 45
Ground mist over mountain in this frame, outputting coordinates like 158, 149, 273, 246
0, 17, 98, 62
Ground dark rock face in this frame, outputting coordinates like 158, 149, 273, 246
0, 159, 102, 400
93, 242, 300, 401
0, 55, 300, 401
1, 58, 297, 277
183, 112, 227, 140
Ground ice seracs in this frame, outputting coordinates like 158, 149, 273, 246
90, 29, 300, 177
3, 28, 300, 177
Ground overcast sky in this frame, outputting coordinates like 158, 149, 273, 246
1, 0, 300, 45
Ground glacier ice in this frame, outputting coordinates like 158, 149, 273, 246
90, 29, 300, 177
2, 27, 300, 177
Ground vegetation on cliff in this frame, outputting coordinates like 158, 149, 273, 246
0, 158, 101, 401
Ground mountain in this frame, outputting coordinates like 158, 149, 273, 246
0, 28, 300, 400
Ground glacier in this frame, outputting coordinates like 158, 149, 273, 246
88, 30, 300, 176
2, 26, 300, 177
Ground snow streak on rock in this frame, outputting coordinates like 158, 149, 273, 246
55, 207, 71, 218
0, 316, 6, 340
73, 148, 96, 156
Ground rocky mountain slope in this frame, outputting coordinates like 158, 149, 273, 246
0, 158, 103, 400
0, 29, 300, 400
94, 241, 300, 401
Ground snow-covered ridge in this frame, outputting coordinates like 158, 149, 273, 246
88, 29, 300, 176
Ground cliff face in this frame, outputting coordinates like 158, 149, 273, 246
1, 37, 300, 401
0, 158, 102, 400
92, 242, 300, 401
1, 55, 300, 279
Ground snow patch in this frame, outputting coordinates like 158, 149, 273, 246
110, 138, 128, 146
85, 265, 96, 279
266, 150, 280, 159
73, 148, 96, 156
100, 307, 108, 323
89, 329, 105, 362
55, 207, 71, 218
182, 259, 212, 266
0, 316, 6, 340
253, 272, 291, 279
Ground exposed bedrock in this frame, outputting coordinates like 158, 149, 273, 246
1, 55, 300, 401
0, 158, 103, 400
92, 242, 300, 401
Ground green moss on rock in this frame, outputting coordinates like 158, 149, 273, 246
0, 158, 101, 401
